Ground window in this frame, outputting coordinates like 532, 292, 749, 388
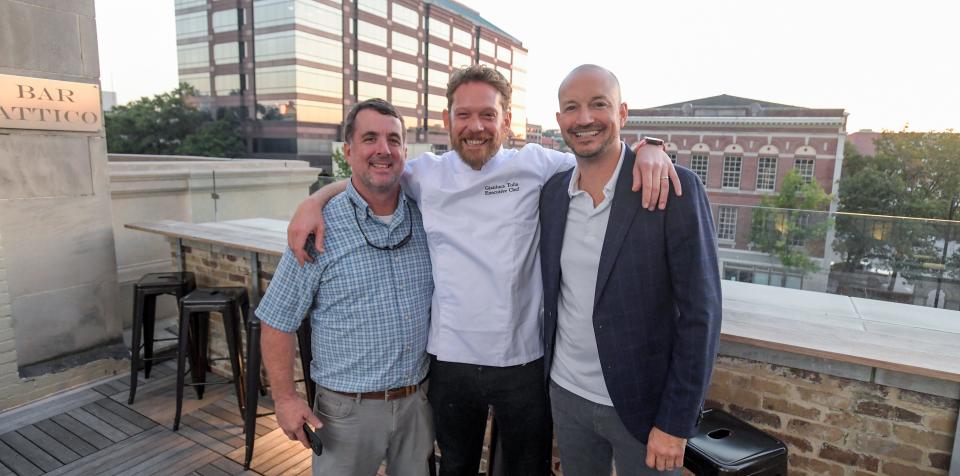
215, 74, 243, 95
428, 69, 449, 89
358, 52, 387, 75
257, 100, 296, 121
391, 31, 419, 56
722, 156, 742, 189
358, 20, 387, 47
255, 31, 295, 61
668, 152, 677, 164
453, 28, 472, 48
298, 32, 341, 67
391, 59, 418, 83
175, 0, 205, 9
452, 51, 472, 67
357, 81, 387, 101
428, 44, 449, 65
176, 12, 207, 39
717, 206, 737, 241
391, 4, 419, 29
691, 154, 709, 184
213, 42, 242, 64
297, 100, 343, 124
479, 38, 495, 57
427, 93, 446, 112
179, 72, 211, 95
358, 0, 387, 17
794, 158, 815, 183
177, 43, 209, 69
298, 0, 341, 34
757, 156, 777, 191
212, 9, 241, 33
256, 66, 341, 97
429, 18, 450, 41
496, 45, 512, 63
253, 0, 293, 29
391, 88, 419, 109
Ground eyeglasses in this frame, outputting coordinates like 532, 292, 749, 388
351, 201, 413, 251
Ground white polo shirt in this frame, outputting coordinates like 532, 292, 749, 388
550, 144, 625, 406
403, 144, 574, 366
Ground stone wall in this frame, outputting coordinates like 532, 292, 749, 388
0, 231, 126, 411
707, 354, 956, 475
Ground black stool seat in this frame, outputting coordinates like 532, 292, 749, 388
684, 408, 788, 475
128, 272, 196, 404
137, 272, 197, 291
181, 288, 248, 307
174, 287, 250, 431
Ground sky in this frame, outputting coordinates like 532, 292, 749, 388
95, 0, 960, 133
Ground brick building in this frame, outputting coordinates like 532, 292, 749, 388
624, 95, 848, 291
174, 0, 528, 168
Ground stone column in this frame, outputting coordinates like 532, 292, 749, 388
0, 0, 124, 407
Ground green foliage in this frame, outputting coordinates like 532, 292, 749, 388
332, 147, 351, 177
104, 83, 246, 158
749, 170, 833, 278
834, 130, 960, 289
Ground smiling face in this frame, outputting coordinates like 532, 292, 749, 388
556, 66, 627, 161
443, 81, 512, 170
344, 108, 407, 196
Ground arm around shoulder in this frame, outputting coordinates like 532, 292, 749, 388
287, 179, 348, 264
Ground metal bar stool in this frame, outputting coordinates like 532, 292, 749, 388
243, 316, 315, 470
173, 287, 250, 431
128, 272, 196, 404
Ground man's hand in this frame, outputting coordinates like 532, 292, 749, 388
275, 394, 323, 449
630, 142, 682, 211
287, 180, 348, 265
287, 196, 326, 265
646, 426, 686, 472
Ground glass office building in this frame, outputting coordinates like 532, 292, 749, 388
174, 0, 528, 168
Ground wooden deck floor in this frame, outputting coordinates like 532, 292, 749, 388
0, 361, 314, 476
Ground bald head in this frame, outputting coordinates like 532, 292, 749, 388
555, 64, 628, 161
558, 64, 622, 105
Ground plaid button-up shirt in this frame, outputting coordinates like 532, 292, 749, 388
256, 182, 433, 393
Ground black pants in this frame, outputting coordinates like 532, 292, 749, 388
427, 355, 552, 476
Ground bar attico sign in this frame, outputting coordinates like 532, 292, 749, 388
0, 74, 102, 132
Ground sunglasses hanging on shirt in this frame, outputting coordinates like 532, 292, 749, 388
351, 201, 413, 251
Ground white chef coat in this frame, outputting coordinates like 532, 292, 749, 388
403, 144, 575, 366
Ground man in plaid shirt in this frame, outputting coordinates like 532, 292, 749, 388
257, 99, 434, 476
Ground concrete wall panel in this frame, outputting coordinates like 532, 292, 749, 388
0, 134, 94, 199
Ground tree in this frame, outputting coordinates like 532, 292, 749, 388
835, 130, 960, 292
105, 83, 246, 158
331, 147, 351, 177
750, 170, 833, 284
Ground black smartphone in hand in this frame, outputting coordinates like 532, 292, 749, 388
302, 423, 323, 456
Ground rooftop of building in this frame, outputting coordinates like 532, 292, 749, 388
425, 0, 523, 45
630, 94, 845, 118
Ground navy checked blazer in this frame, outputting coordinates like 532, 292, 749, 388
539, 146, 722, 442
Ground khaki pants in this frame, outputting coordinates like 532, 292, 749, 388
312, 383, 434, 476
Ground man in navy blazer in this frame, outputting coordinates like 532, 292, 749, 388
540, 65, 722, 475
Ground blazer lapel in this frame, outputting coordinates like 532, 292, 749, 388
595, 148, 642, 306
544, 171, 573, 280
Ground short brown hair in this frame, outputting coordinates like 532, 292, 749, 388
342, 98, 405, 144
446, 64, 512, 113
